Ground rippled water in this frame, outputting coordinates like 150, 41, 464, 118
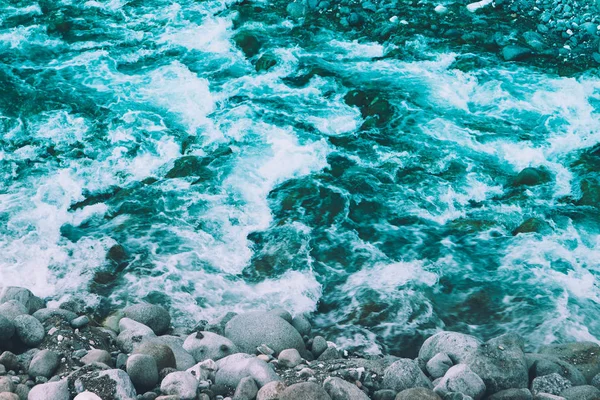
1, 0, 600, 355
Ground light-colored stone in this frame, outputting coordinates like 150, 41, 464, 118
531, 373, 572, 396
216, 353, 281, 389
434, 364, 486, 400
183, 331, 238, 363
323, 377, 369, 400
427, 353, 453, 379
160, 371, 198, 400
279, 382, 331, 400
0, 287, 44, 314
27, 379, 69, 400
233, 376, 258, 400
382, 358, 433, 392
73, 392, 103, 400
81, 350, 113, 367
419, 332, 481, 364
116, 318, 156, 353
124, 304, 171, 335
278, 349, 301, 368
256, 380, 286, 400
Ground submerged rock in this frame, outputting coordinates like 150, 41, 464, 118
512, 218, 552, 236
233, 31, 261, 58
502, 46, 532, 61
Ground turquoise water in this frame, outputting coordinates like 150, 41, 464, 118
1, 0, 600, 355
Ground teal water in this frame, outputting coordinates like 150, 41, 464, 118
1, 0, 600, 355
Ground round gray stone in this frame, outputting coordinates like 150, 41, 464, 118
0, 315, 14, 342
126, 354, 158, 391
160, 371, 198, 400
28, 350, 60, 379
279, 382, 331, 400
13, 314, 44, 347
124, 304, 171, 335
182, 331, 238, 363
382, 358, 433, 392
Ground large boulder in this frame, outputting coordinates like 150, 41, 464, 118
531, 373, 572, 396
123, 303, 171, 335
126, 354, 158, 391
71, 368, 137, 400
525, 354, 586, 385
559, 385, 600, 400
0, 315, 14, 342
538, 342, 600, 383
234, 376, 259, 400
27, 379, 69, 400
464, 333, 528, 395
13, 315, 44, 347
0, 287, 44, 314
116, 318, 156, 353
224, 312, 306, 355
434, 364, 486, 400
0, 301, 27, 322
395, 388, 442, 400
382, 358, 433, 392
256, 381, 286, 400
427, 353, 453, 379
419, 332, 481, 364
278, 382, 331, 400
183, 331, 238, 363
151, 335, 196, 371
133, 342, 176, 371
160, 371, 198, 400
28, 350, 60, 378
323, 377, 369, 400
215, 353, 281, 389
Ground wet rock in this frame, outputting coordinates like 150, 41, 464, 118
513, 168, 549, 186
559, 385, 600, 400
396, 388, 442, 399
182, 331, 238, 363
215, 353, 280, 389
419, 332, 481, 364
512, 218, 552, 236
124, 303, 171, 335
279, 382, 331, 400
71, 316, 90, 329
0, 301, 28, 322
0, 316, 14, 342
233, 32, 261, 58
256, 380, 286, 400
233, 376, 258, 400
486, 388, 533, 399
160, 371, 198, 400
311, 336, 328, 358
538, 342, 600, 382
427, 353, 453, 379
464, 333, 528, 395
373, 389, 396, 400
434, 364, 486, 400
0, 352, 20, 371
323, 377, 369, 400
133, 342, 176, 371
126, 354, 158, 391
224, 312, 306, 356
317, 346, 341, 361
286, 2, 305, 19
526, 354, 586, 385
278, 349, 301, 368
502, 46, 532, 61
0, 377, 14, 392
531, 373, 572, 396
28, 350, 59, 379
256, 53, 277, 72
152, 336, 196, 371
27, 379, 69, 400
382, 358, 433, 392
291, 315, 311, 337
32, 308, 77, 323
81, 350, 113, 368
116, 318, 156, 353
0, 287, 44, 314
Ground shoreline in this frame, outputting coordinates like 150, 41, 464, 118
0, 286, 599, 400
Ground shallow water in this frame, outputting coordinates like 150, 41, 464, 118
1, 0, 600, 355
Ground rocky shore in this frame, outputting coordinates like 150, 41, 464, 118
0, 287, 599, 400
